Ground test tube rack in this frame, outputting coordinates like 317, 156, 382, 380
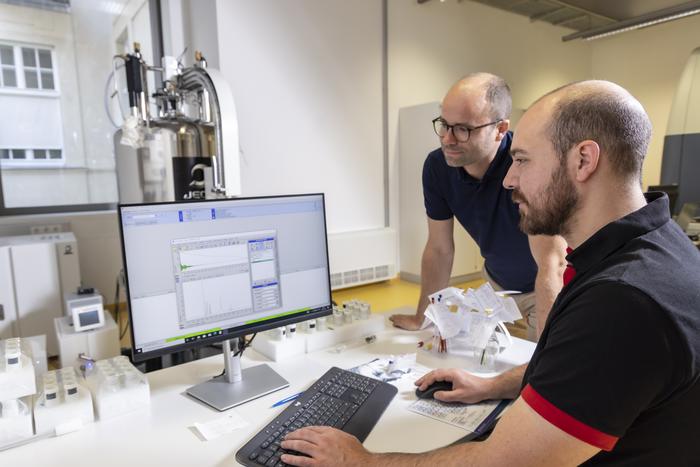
33, 367, 94, 436
84, 356, 150, 421
0, 338, 37, 401
252, 313, 385, 362
0, 396, 33, 448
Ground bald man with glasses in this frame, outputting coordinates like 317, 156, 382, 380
390, 73, 566, 341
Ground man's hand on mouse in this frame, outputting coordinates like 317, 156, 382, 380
415, 368, 493, 404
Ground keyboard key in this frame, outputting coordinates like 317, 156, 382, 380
236, 367, 397, 467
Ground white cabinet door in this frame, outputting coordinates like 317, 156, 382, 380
0, 246, 18, 339
11, 243, 62, 356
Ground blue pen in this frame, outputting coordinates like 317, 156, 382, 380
271, 391, 303, 408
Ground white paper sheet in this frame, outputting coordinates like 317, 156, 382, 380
192, 412, 249, 441
408, 398, 505, 432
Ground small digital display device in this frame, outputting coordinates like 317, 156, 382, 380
72, 304, 105, 332
66, 291, 105, 332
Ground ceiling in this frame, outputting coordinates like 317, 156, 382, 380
0, 0, 70, 13
421, 0, 700, 41
553, 0, 688, 20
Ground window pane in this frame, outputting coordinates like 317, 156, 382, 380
1, 2, 124, 211
0, 149, 9, 159
0, 46, 13, 65
22, 47, 36, 67
38, 49, 52, 69
40, 71, 54, 89
24, 69, 38, 88
2, 68, 16, 87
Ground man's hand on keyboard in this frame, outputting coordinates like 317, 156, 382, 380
281, 426, 371, 467
416, 368, 492, 404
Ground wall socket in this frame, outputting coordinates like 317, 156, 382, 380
30, 224, 65, 235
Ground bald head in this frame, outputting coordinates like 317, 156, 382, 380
533, 80, 652, 181
445, 73, 512, 121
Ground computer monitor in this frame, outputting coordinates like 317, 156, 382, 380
118, 193, 333, 410
648, 183, 679, 215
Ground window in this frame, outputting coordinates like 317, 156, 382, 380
0, 0, 158, 213
0, 45, 16, 88
0, 41, 64, 168
0, 44, 56, 91
22, 47, 55, 90
0, 148, 62, 162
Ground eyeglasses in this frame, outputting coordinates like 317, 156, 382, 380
432, 117, 502, 143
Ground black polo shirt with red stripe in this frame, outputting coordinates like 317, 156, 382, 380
520, 192, 700, 465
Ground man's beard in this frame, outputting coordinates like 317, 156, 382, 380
512, 163, 579, 236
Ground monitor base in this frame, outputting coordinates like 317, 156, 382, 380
187, 363, 289, 411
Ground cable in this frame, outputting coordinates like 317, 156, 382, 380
214, 334, 258, 377
119, 313, 130, 341
233, 333, 257, 358
114, 270, 130, 341
104, 62, 127, 128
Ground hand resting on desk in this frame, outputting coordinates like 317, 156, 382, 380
388, 313, 423, 331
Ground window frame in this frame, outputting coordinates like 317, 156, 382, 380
20, 46, 57, 91
0, 42, 60, 96
0, 41, 65, 170
0, 44, 18, 88
0, 148, 65, 167
0, 0, 163, 216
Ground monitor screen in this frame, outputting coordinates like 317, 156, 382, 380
118, 194, 332, 362
648, 183, 679, 215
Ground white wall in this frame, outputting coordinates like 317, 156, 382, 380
589, 14, 700, 190
183, 0, 219, 68
214, 0, 385, 234
161, 0, 219, 67
387, 0, 591, 277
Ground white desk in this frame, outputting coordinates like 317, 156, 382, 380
2, 324, 535, 466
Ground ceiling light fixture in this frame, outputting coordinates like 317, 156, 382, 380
562, 1, 700, 42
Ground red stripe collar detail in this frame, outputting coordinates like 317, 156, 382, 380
521, 384, 618, 451
563, 247, 576, 286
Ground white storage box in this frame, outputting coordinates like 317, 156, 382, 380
33, 367, 94, 436
85, 356, 150, 421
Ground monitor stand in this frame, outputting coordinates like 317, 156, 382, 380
186, 338, 289, 411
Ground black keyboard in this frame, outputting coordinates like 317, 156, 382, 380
236, 366, 398, 466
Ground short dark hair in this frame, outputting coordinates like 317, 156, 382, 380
484, 75, 512, 121
460, 73, 512, 121
545, 82, 652, 180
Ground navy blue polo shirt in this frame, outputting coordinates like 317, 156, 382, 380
422, 132, 536, 292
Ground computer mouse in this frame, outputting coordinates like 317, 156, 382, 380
415, 380, 453, 399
